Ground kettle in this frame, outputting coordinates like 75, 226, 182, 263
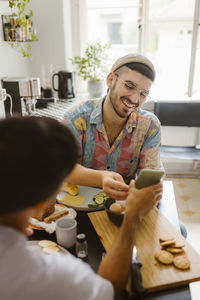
52, 71, 76, 100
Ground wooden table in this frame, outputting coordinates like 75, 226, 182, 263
29, 181, 191, 300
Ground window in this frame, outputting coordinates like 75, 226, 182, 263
87, 0, 140, 61
108, 22, 122, 44
83, 0, 200, 100
146, 0, 196, 100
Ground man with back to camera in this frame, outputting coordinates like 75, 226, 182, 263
0, 116, 163, 300
63, 54, 162, 200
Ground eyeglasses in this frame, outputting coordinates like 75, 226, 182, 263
114, 73, 151, 102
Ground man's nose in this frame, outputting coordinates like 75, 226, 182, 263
130, 91, 140, 103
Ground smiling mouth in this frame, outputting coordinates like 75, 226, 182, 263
121, 97, 138, 109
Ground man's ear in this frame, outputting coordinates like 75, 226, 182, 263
106, 72, 115, 89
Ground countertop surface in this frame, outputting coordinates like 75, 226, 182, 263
22, 97, 82, 121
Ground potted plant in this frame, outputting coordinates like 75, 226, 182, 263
5, 0, 37, 59
71, 42, 110, 98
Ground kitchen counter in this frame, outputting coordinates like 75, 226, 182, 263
22, 97, 82, 121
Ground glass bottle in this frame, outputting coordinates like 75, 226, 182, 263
75, 233, 88, 258
25, 16, 32, 41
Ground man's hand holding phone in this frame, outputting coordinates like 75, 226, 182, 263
135, 169, 165, 189
126, 170, 164, 219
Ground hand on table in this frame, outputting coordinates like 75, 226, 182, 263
101, 171, 129, 200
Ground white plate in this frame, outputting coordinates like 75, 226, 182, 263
29, 204, 76, 233
57, 185, 105, 212
26, 240, 69, 256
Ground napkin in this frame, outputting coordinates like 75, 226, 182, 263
29, 205, 77, 234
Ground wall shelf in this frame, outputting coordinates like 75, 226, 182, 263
1, 15, 36, 43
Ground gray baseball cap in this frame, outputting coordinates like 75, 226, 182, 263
110, 53, 156, 78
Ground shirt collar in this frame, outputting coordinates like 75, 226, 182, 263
90, 97, 105, 131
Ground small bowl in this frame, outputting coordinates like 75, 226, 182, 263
104, 198, 124, 226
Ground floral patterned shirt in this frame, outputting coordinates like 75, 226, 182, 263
63, 98, 161, 179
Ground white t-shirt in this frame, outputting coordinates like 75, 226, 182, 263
0, 225, 114, 300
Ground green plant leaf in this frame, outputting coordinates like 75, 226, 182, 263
29, 9, 33, 18
27, 43, 31, 50
31, 34, 37, 41
70, 42, 110, 81
9, 1, 15, 9
8, 42, 15, 48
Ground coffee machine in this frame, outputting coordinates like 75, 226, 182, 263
52, 71, 76, 100
2, 77, 41, 116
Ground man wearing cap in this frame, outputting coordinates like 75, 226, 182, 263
63, 54, 162, 199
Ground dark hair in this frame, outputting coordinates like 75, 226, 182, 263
123, 62, 155, 81
0, 116, 78, 215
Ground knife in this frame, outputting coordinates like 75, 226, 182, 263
130, 246, 147, 295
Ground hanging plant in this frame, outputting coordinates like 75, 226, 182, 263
5, 0, 37, 59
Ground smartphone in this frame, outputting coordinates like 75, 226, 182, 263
135, 169, 164, 189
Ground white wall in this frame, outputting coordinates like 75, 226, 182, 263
0, 0, 73, 84
0, 2, 32, 78
30, 0, 73, 85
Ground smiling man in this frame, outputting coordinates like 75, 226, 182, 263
63, 54, 162, 199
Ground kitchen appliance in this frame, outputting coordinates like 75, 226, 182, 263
2, 77, 41, 116
52, 71, 76, 100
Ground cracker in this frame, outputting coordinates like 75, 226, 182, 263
160, 240, 176, 247
43, 246, 60, 254
155, 250, 174, 265
171, 242, 185, 248
173, 255, 190, 270
159, 234, 175, 242
166, 247, 183, 254
38, 240, 57, 248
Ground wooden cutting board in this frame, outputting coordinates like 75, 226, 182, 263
88, 207, 200, 292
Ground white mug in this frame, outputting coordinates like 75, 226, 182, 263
56, 217, 77, 248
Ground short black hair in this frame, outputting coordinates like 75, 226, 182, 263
0, 116, 78, 215
123, 62, 155, 81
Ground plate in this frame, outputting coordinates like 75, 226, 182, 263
29, 204, 76, 232
57, 185, 106, 212
26, 240, 69, 256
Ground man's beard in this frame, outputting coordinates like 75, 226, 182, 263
109, 86, 137, 119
